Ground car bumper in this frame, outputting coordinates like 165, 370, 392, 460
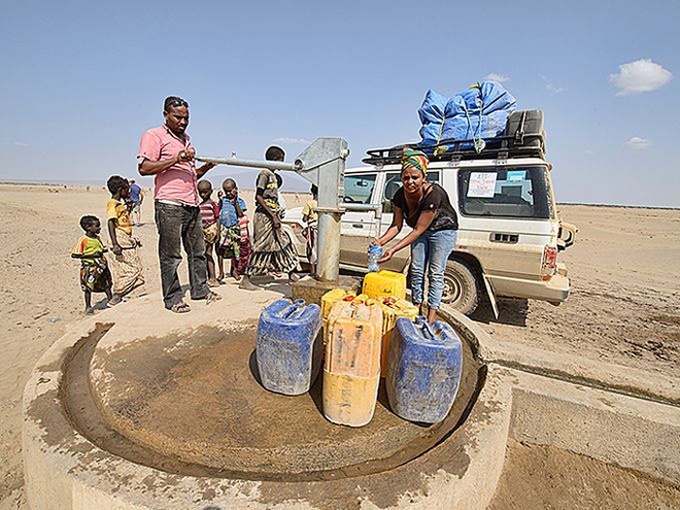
487, 270, 570, 304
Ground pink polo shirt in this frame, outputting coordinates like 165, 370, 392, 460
137, 125, 199, 206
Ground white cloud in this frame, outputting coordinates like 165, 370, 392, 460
13, 141, 28, 147
610, 59, 672, 96
625, 136, 651, 150
483, 73, 509, 83
541, 76, 564, 93
272, 137, 312, 145
545, 83, 565, 93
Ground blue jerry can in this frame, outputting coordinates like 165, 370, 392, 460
386, 317, 463, 424
256, 299, 323, 396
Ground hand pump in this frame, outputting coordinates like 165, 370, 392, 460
196, 137, 381, 283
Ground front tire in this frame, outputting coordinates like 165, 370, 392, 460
441, 258, 480, 315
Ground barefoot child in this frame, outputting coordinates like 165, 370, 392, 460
71, 215, 113, 314
302, 184, 318, 275
198, 180, 220, 287
106, 176, 145, 304
218, 178, 251, 280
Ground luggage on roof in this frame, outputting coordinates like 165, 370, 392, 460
505, 109, 545, 153
363, 109, 547, 165
418, 81, 517, 146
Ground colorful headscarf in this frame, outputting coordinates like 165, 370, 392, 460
401, 147, 428, 175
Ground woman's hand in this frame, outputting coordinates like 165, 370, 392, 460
366, 239, 381, 253
378, 249, 394, 264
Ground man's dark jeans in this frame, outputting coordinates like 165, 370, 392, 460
155, 201, 209, 309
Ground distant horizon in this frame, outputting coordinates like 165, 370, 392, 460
3, 179, 677, 211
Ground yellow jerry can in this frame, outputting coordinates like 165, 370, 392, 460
378, 297, 419, 376
320, 289, 357, 345
322, 297, 383, 427
320, 288, 357, 320
362, 270, 407, 301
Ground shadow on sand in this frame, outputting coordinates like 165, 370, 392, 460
470, 297, 529, 327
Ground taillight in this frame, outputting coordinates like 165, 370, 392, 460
542, 245, 558, 280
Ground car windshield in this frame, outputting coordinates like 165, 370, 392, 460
458, 166, 553, 219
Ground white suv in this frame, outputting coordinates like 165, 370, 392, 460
284, 155, 575, 316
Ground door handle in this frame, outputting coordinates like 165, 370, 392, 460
352, 223, 364, 229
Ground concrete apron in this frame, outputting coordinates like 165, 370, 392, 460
23, 293, 680, 510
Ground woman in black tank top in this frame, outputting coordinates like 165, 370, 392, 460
373, 148, 458, 322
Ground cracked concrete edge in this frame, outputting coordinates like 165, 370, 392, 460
22, 295, 513, 510
438, 305, 680, 407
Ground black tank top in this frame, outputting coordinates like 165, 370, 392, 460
391, 183, 458, 231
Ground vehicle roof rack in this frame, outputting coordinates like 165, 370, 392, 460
362, 135, 545, 166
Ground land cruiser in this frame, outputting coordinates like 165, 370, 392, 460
283, 123, 576, 316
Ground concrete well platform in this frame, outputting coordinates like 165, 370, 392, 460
87, 317, 479, 477
22, 285, 680, 509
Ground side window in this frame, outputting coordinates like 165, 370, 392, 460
382, 173, 401, 213
344, 174, 377, 204
381, 171, 440, 213
427, 171, 440, 185
458, 167, 550, 218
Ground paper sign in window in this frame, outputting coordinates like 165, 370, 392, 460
467, 172, 497, 198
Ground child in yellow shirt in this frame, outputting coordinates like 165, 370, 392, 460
302, 184, 318, 275
71, 215, 113, 314
106, 176, 145, 304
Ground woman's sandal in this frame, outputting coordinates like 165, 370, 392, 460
205, 291, 222, 305
169, 301, 191, 313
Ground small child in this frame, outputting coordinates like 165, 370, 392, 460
302, 184, 319, 275
72, 215, 113, 314
218, 178, 251, 280
106, 176, 144, 304
198, 180, 220, 287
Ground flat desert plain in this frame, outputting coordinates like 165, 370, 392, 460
0, 184, 678, 508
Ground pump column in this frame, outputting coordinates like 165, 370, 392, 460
294, 138, 349, 283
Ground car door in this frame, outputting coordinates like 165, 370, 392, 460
371, 170, 442, 272
339, 172, 379, 268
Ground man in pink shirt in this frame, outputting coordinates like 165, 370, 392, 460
138, 96, 221, 313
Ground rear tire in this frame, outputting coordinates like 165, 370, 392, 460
441, 258, 480, 315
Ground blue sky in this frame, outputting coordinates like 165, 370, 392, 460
1, 0, 678, 206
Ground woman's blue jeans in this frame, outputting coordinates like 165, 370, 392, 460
410, 229, 457, 310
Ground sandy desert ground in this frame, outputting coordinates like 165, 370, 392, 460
0, 184, 678, 508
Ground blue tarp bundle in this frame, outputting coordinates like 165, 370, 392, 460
418, 81, 517, 146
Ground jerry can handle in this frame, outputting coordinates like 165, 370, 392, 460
415, 316, 440, 341
283, 299, 306, 319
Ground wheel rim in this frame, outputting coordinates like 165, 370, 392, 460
443, 272, 463, 304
